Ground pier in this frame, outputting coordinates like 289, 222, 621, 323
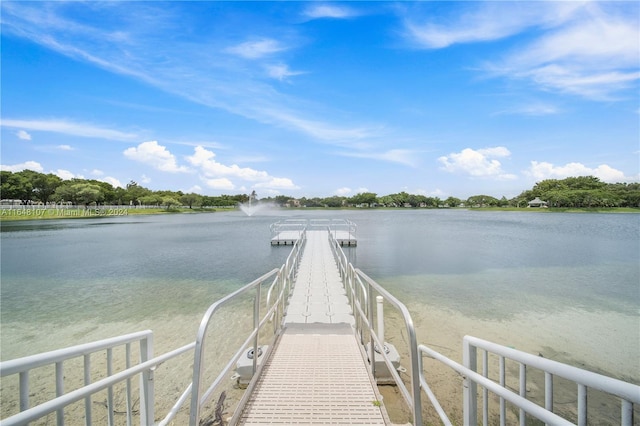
239, 230, 387, 424
1, 218, 638, 426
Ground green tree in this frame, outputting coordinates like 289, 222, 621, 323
349, 192, 377, 206
75, 184, 104, 207
377, 195, 395, 206
180, 193, 202, 209
1, 171, 31, 202
33, 173, 62, 204
467, 195, 499, 207
444, 196, 461, 207
322, 196, 345, 207
125, 181, 151, 205
162, 196, 181, 209
2, 171, 34, 203
139, 195, 162, 206
54, 181, 104, 207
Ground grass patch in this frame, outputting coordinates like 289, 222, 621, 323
467, 207, 640, 213
0, 207, 219, 221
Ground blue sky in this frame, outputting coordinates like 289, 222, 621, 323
1, 1, 638, 199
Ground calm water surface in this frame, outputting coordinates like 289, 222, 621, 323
1, 209, 638, 380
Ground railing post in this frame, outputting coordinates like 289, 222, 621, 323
367, 282, 376, 379
139, 334, 154, 426
463, 338, 478, 426
545, 371, 554, 422
107, 348, 114, 426
621, 399, 633, 425
499, 356, 506, 426
519, 363, 526, 426
376, 296, 385, 345
84, 354, 92, 426
252, 283, 261, 375
55, 361, 64, 426
407, 318, 423, 426
19, 371, 29, 412
577, 384, 587, 426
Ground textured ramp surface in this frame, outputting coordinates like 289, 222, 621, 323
239, 328, 386, 425
285, 230, 354, 325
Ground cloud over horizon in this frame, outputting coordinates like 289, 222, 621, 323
439, 147, 517, 180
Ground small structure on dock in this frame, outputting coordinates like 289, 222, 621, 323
270, 218, 357, 246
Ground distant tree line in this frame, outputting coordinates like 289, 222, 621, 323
513, 176, 640, 208
1, 170, 639, 209
0, 170, 249, 209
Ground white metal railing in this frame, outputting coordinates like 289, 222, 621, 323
270, 218, 355, 245
328, 231, 639, 426
189, 229, 306, 426
328, 233, 423, 426
0, 330, 197, 426
0, 232, 306, 426
460, 335, 640, 426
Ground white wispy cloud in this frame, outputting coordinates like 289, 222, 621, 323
494, 102, 561, 116
2, 118, 139, 141
123, 141, 191, 173
203, 177, 234, 190
493, 6, 640, 100
404, 2, 639, 100
101, 176, 124, 188
226, 38, 286, 59
265, 63, 305, 81
0, 161, 44, 173
335, 187, 352, 196
0, 2, 376, 148
186, 146, 299, 190
260, 108, 374, 143
57, 145, 74, 151
525, 161, 638, 183
54, 169, 83, 180
304, 4, 358, 20
404, 2, 580, 49
17, 130, 32, 140
338, 149, 419, 167
439, 147, 517, 180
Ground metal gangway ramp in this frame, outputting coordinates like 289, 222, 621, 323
238, 230, 388, 424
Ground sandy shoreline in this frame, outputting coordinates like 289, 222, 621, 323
2, 299, 638, 424
379, 300, 639, 424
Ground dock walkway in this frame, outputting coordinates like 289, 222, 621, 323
239, 230, 387, 425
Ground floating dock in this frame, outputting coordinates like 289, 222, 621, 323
271, 219, 357, 246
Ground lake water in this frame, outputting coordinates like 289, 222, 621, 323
1, 209, 639, 396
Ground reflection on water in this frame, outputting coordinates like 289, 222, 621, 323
1, 210, 638, 381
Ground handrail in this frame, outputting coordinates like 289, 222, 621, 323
188, 268, 278, 425
355, 268, 423, 426
189, 228, 307, 426
327, 232, 422, 426
0, 331, 196, 426
464, 336, 640, 404
462, 335, 640, 426
419, 344, 574, 426
0, 330, 153, 376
